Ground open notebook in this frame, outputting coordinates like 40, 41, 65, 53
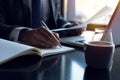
0, 38, 74, 65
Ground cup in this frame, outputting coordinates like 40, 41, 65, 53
84, 41, 115, 69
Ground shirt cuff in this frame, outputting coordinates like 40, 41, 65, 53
61, 23, 72, 28
9, 27, 31, 42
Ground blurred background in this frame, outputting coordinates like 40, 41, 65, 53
62, 0, 119, 24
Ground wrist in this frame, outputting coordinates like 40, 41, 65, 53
18, 29, 29, 42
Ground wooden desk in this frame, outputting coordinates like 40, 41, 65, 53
0, 47, 120, 80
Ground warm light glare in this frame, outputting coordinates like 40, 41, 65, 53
75, 0, 119, 24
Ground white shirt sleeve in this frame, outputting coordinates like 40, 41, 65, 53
9, 27, 32, 42
61, 22, 72, 28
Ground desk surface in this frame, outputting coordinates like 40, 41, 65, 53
0, 47, 120, 80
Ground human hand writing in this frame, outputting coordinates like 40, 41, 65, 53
19, 26, 60, 48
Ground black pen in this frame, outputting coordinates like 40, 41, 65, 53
41, 20, 62, 48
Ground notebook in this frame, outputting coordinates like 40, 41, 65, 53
60, 31, 95, 47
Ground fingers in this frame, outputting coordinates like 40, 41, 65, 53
71, 22, 79, 26
37, 27, 60, 45
52, 32, 60, 40
29, 27, 60, 48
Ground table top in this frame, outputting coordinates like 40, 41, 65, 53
0, 47, 120, 80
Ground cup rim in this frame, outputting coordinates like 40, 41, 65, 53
85, 41, 114, 47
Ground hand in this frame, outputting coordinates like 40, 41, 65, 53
19, 26, 60, 48
65, 22, 85, 36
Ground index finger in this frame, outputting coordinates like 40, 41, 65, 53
38, 27, 60, 46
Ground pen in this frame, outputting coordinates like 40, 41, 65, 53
41, 20, 62, 48
41, 20, 49, 30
